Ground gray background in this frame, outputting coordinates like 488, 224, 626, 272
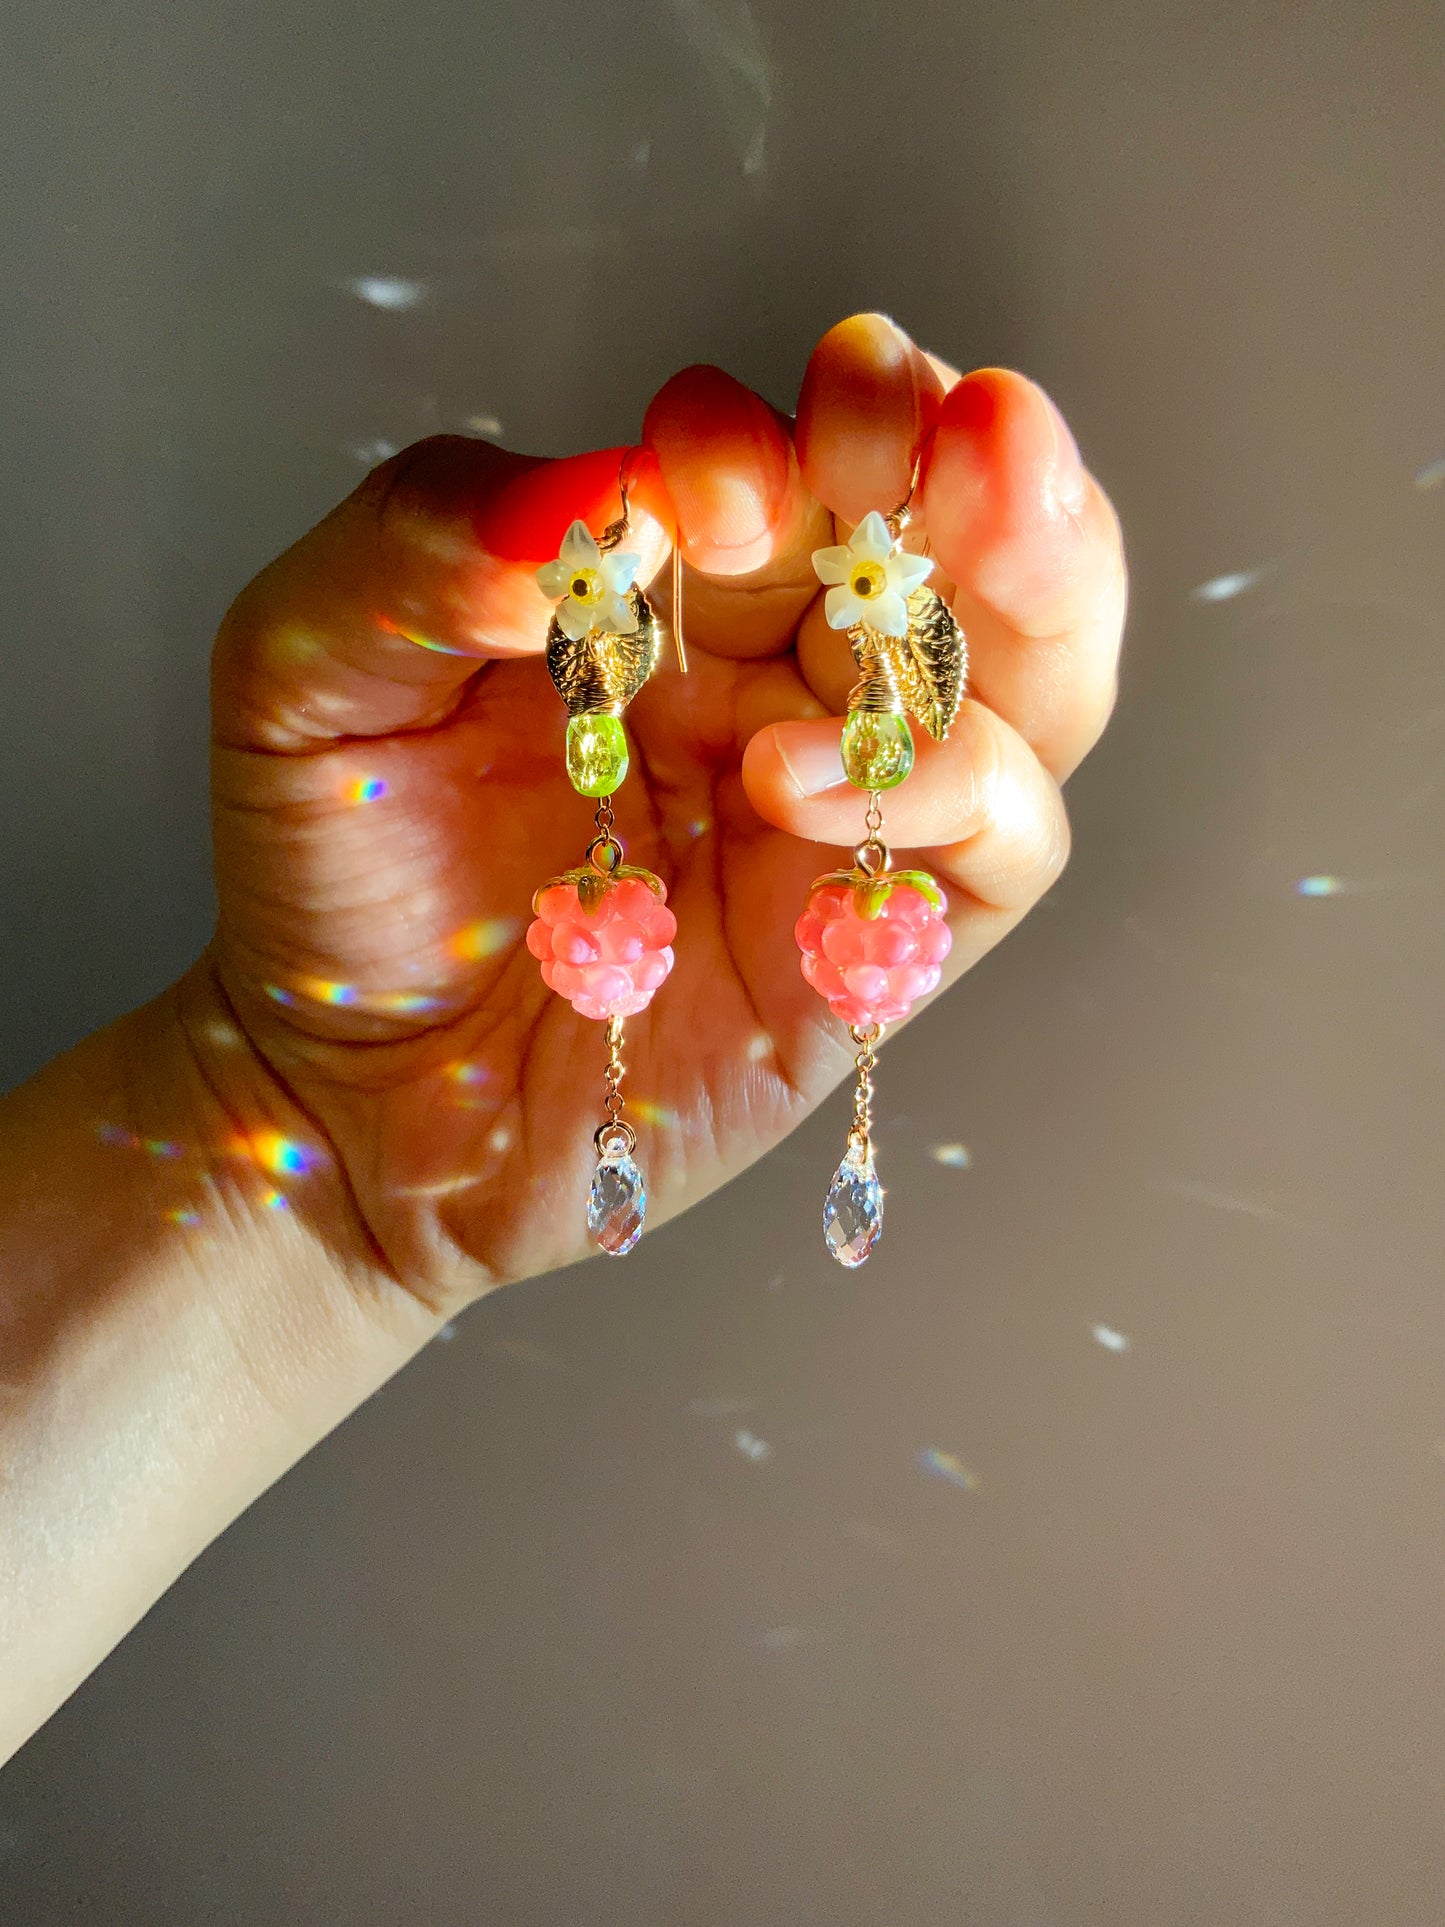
4, 0, 1445, 1920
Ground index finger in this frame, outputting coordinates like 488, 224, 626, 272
212, 437, 673, 753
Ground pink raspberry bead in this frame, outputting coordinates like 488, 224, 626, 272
527, 874, 676, 1020
794, 877, 949, 1029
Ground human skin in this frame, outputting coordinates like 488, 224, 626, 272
0, 315, 1126, 1759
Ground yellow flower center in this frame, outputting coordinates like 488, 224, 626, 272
568, 568, 604, 605
849, 559, 888, 600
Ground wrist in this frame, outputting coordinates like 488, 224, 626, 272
0, 964, 436, 1760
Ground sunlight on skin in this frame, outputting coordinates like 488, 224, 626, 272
394, 1171, 491, 1199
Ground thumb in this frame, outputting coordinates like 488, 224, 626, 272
212, 437, 674, 752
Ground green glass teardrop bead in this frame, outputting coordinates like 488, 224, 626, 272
841, 711, 914, 790
566, 713, 629, 796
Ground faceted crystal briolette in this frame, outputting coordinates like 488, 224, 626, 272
823, 1147, 883, 1267
841, 710, 914, 790
566, 713, 629, 797
588, 1153, 646, 1256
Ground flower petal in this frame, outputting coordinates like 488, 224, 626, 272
811, 544, 853, 586
891, 551, 934, 593
599, 593, 639, 634
850, 510, 893, 561
601, 551, 641, 592
536, 559, 571, 598
557, 598, 593, 640
825, 585, 864, 629
559, 519, 601, 567
872, 590, 909, 638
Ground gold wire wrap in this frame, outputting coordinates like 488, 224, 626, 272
546, 589, 659, 717
845, 586, 966, 739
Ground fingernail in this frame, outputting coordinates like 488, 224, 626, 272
482, 447, 654, 564
814, 313, 932, 446
773, 723, 847, 796
944, 371, 1003, 441
644, 365, 790, 552
941, 371, 1087, 514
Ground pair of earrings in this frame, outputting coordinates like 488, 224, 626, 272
525, 455, 965, 1268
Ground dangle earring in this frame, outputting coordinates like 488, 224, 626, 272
795, 468, 967, 1267
526, 455, 687, 1256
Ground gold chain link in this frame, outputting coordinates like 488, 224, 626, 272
603, 1015, 626, 1123
846, 1022, 882, 1159
586, 797, 625, 874
855, 791, 890, 877
595, 1014, 637, 1158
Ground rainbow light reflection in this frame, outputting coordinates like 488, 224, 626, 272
96, 1123, 186, 1159
234, 1131, 316, 1179
449, 917, 521, 962
916, 1448, 978, 1490
348, 775, 388, 805
263, 979, 443, 1015
374, 612, 472, 656
931, 1143, 972, 1169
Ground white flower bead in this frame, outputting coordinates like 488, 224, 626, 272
811, 509, 934, 639
536, 519, 643, 640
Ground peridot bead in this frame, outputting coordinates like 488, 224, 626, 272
841, 710, 914, 790
566, 713, 629, 796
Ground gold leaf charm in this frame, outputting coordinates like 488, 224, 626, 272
847, 587, 966, 743
545, 588, 661, 718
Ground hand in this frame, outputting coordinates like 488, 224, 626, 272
203, 313, 1125, 1304
0, 314, 1125, 1753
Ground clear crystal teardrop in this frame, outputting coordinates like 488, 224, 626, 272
823, 1145, 883, 1267
588, 1152, 646, 1256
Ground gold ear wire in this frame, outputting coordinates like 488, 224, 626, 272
671, 537, 688, 674
598, 446, 642, 553
886, 436, 933, 541
602, 446, 687, 673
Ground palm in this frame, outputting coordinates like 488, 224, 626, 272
206, 324, 1122, 1301
215, 629, 853, 1287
